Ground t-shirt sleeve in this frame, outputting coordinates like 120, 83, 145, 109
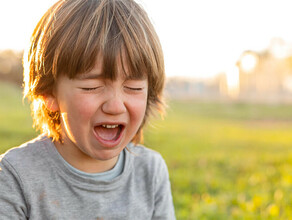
0, 158, 28, 219
152, 156, 176, 220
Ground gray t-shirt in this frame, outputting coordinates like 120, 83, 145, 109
0, 135, 176, 219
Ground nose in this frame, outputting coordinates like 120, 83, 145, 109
101, 92, 127, 115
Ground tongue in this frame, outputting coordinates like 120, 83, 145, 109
95, 126, 119, 141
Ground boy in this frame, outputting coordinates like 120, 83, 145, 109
0, 0, 176, 219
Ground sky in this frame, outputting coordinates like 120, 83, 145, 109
1, 0, 292, 78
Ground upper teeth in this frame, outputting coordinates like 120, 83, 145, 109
102, 124, 119, 129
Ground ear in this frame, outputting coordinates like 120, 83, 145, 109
43, 95, 59, 112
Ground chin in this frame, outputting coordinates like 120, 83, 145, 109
90, 149, 121, 161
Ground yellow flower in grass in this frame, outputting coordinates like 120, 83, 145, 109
267, 204, 279, 217
253, 195, 263, 208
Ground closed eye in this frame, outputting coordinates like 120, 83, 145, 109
125, 86, 143, 91
80, 87, 100, 91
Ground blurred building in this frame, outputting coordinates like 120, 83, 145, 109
166, 38, 292, 103
0, 50, 23, 85
165, 74, 227, 100
237, 38, 292, 102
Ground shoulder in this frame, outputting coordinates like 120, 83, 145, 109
126, 143, 169, 177
128, 143, 165, 164
0, 135, 51, 173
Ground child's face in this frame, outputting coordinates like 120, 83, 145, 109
48, 56, 148, 164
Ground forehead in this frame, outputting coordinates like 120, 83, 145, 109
76, 53, 147, 80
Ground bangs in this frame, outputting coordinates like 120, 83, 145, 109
49, 0, 155, 80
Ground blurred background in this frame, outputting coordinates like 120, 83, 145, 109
1, 0, 292, 219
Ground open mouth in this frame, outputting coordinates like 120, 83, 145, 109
94, 124, 124, 142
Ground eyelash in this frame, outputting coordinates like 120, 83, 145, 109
125, 86, 143, 91
81, 87, 143, 91
81, 87, 99, 91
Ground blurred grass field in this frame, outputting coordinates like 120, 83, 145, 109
0, 81, 36, 153
2, 80, 292, 219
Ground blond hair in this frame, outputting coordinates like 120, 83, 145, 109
23, 0, 165, 143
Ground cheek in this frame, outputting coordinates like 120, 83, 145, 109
61, 93, 98, 121
128, 97, 148, 124
79, 97, 95, 116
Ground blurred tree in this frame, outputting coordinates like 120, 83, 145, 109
0, 50, 23, 86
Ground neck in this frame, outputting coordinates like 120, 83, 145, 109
54, 140, 119, 173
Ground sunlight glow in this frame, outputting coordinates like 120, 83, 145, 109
239, 53, 258, 72
226, 66, 240, 98
270, 38, 291, 59
282, 76, 292, 92
1, 0, 292, 78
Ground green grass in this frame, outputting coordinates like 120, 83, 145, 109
0, 81, 36, 152
144, 100, 292, 219
2, 81, 292, 219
